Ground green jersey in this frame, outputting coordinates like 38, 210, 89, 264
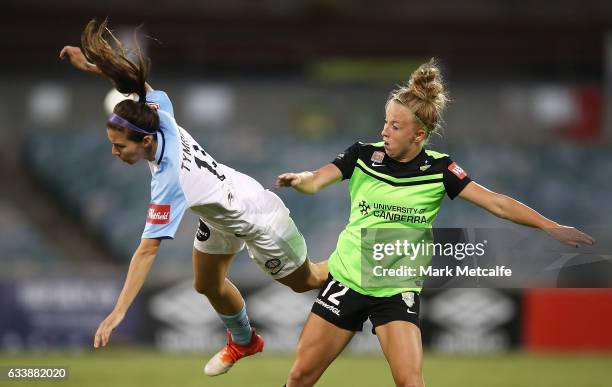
328, 141, 472, 297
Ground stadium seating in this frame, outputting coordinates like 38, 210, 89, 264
0, 191, 67, 273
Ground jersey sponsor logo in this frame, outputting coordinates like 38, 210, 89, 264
314, 298, 341, 316
371, 151, 385, 163
373, 210, 427, 224
360, 200, 428, 224
373, 202, 426, 215
147, 204, 171, 224
196, 220, 211, 241
448, 162, 467, 180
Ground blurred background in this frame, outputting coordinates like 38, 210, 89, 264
1, 1, 611, 386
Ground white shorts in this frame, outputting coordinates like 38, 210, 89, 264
193, 191, 307, 279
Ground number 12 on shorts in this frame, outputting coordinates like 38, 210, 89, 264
320, 280, 349, 306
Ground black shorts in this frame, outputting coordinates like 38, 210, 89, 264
311, 274, 420, 334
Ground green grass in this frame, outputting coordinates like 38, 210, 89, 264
1, 349, 611, 387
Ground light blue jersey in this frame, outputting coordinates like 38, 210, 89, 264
141, 90, 187, 239
141, 89, 265, 240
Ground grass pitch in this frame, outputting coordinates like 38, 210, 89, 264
1, 349, 611, 387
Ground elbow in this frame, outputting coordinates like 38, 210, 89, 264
305, 185, 320, 195
135, 244, 159, 261
492, 194, 510, 220
133, 252, 156, 265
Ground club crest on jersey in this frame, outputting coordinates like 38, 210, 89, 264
448, 162, 467, 180
147, 204, 171, 224
371, 151, 385, 163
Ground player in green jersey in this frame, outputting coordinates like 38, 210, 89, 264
276, 59, 595, 387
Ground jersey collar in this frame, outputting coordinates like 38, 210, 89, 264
386, 147, 426, 167
154, 129, 165, 165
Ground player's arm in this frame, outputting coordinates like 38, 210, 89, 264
93, 237, 161, 348
59, 45, 104, 77
458, 181, 595, 247
59, 46, 153, 91
276, 163, 342, 194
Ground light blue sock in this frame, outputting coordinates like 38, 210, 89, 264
218, 304, 252, 345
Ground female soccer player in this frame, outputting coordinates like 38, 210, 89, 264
276, 59, 595, 387
59, 19, 326, 376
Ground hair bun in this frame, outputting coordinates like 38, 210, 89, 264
386, 58, 448, 139
408, 59, 446, 107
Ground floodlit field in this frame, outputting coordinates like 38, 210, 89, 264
1, 349, 611, 387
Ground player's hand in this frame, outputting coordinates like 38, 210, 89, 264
93, 310, 125, 348
59, 45, 98, 74
544, 225, 595, 248
275, 173, 302, 189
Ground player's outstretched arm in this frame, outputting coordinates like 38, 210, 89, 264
59, 45, 105, 77
59, 45, 153, 92
458, 181, 595, 247
276, 163, 342, 194
93, 238, 161, 348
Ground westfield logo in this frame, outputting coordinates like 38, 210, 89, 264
147, 204, 171, 224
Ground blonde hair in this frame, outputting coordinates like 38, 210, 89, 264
387, 58, 448, 139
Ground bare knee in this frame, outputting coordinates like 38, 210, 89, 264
287, 364, 318, 387
194, 278, 222, 297
394, 368, 423, 387
312, 271, 327, 289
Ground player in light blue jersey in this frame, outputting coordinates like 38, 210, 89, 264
60, 18, 327, 376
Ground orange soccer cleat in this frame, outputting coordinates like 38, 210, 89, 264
204, 328, 264, 376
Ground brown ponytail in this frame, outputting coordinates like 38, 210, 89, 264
81, 18, 150, 102
82, 18, 159, 141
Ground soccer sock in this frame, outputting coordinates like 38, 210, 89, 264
218, 304, 252, 346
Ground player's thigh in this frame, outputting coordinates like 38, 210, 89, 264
192, 219, 244, 287
290, 274, 368, 382
291, 313, 355, 378
246, 197, 308, 281
192, 248, 235, 286
375, 321, 423, 385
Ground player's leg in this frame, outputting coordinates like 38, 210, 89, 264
249, 190, 327, 292
247, 191, 328, 291
276, 257, 328, 292
192, 248, 243, 314
287, 274, 367, 387
374, 321, 424, 387
286, 313, 354, 387
192, 219, 263, 376
370, 291, 424, 387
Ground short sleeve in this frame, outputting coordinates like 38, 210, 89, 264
331, 142, 361, 180
146, 89, 174, 117
141, 172, 187, 239
443, 157, 472, 199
